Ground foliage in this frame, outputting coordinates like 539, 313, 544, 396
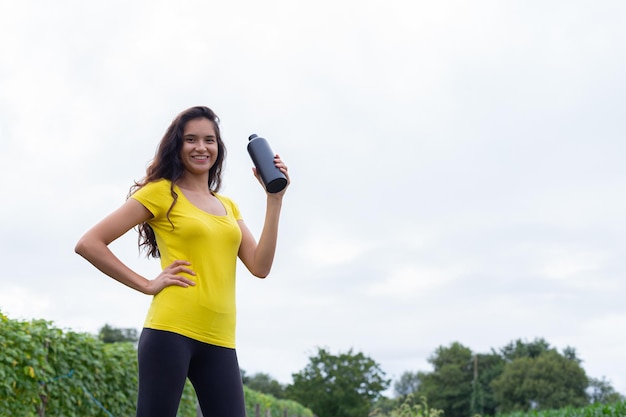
497, 399, 626, 417
4, 309, 623, 417
499, 338, 553, 361
370, 394, 444, 417
97, 324, 139, 344
586, 377, 624, 404
471, 351, 505, 416
402, 338, 615, 417
393, 351, 503, 416
491, 350, 588, 413
394, 371, 421, 398
372, 396, 402, 415
287, 347, 390, 417
415, 342, 475, 417
244, 385, 314, 417
0, 311, 216, 417
243, 371, 286, 399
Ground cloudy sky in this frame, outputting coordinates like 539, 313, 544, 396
1, 0, 625, 396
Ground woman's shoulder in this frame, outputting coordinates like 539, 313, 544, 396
138, 178, 171, 190
131, 178, 173, 200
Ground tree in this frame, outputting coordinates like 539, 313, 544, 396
499, 337, 552, 361
587, 377, 624, 404
286, 347, 390, 417
97, 324, 138, 343
471, 351, 505, 417
392, 338, 621, 416
394, 371, 421, 398
562, 346, 582, 364
491, 349, 588, 412
244, 372, 286, 399
416, 342, 474, 417
411, 343, 505, 417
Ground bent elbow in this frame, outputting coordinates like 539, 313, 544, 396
252, 268, 271, 279
74, 237, 95, 259
74, 239, 86, 257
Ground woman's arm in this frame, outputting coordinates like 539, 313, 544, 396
238, 156, 289, 278
75, 198, 196, 294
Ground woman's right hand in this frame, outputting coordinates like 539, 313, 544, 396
145, 260, 196, 295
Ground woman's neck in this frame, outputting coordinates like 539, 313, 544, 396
177, 173, 211, 193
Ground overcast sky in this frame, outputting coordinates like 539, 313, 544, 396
1, 0, 625, 397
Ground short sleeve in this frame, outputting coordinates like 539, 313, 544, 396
216, 194, 243, 221
130, 179, 173, 219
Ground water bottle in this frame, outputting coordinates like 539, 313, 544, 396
247, 134, 288, 193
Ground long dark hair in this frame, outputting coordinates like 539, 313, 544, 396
129, 106, 227, 258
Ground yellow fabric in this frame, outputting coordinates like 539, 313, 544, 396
131, 179, 242, 348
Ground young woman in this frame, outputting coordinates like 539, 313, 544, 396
75, 106, 289, 416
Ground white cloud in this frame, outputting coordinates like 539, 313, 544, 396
366, 264, 463, 298
0, 286, 51, 320
296, 227, 375, 267
540, 251, 607, 282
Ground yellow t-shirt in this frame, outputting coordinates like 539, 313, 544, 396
131, 179, 243, 348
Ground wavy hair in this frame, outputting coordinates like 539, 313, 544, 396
129, 106, 226, 258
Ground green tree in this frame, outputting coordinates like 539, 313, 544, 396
587, 377, 624, 404
394, 371, 421, 398
491, 349, 588, 412
499, 337, 552, 361
562, 346, 582, 364
371, 396, 401, 416
416, 342, 474, 417
244, 372, 286, 399
390, 338, 621, 416
471, 351, 505, 417
286, 347, 390, 417
97, 324, 138, 344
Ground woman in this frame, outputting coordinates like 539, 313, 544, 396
75, 106, 289, 416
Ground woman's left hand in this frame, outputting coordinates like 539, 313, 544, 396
253, 154, 290, 197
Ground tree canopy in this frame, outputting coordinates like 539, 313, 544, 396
491, 349, 588, 412
242, 371, 286, 399
286, 347, 390, 417
394, 371, 420, 398
416, 342, 475, 417
97, 324, 138, 344
391, 338, 613, 417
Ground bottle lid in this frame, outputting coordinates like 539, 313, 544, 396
248, 134, 258, 141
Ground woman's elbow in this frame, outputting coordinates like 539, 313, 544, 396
74, 239, 86, 257
74, 236, 95, 259
251, 267, 271, 279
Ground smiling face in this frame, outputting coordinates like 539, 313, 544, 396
179, 117, 219, 177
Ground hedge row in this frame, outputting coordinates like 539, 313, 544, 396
244, 386, 314, 417
498, 400, 626, 417
0, 311, 311, 417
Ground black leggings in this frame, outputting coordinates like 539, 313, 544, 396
136, 328, 246, 417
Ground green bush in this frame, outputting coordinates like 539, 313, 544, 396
244, 385, 315, 417
497, 399, 626, 417
370, 395, 444, 417
0, 311, 197, 416
0, 311, 311, 417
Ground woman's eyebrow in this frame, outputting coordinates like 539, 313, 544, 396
184, 133, 216, 138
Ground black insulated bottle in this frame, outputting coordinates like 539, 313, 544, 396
247, 134, 288, 193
